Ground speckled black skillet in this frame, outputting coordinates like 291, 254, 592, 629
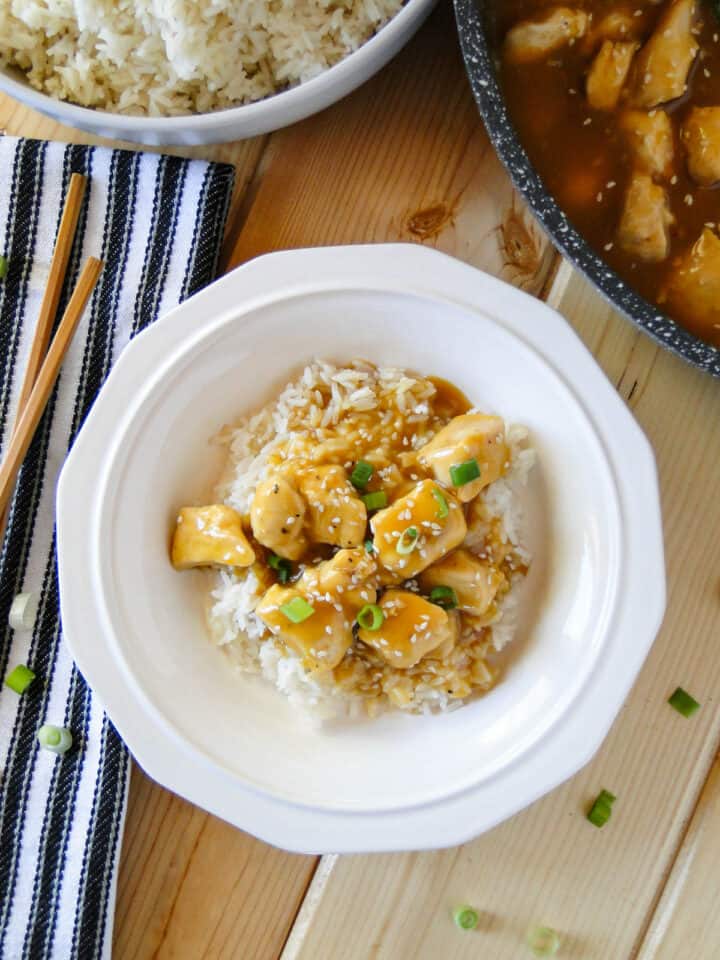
454, 0, 720, 377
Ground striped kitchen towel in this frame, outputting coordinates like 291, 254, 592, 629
0, 136, 234, 960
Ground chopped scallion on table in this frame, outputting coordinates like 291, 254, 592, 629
362, 491, 387, 512
453, 905, 479, 931
268, 553, 292, 584
37, 724, 73, 755
668, 686, 700, 717
431, 487, 449, 519
449, 458, 480, 487
0, 255, 7, 280
350, 460, 373, 490
526, 925, 561, 957
587, 788, 616, 828
429, 585, 458, 610
279, 596, 315, 624
9, 591, 39, 631
5, 663, 36, 694
356, 604, 384, 631
397, 526, 419, 555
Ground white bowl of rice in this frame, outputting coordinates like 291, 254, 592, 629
0, 0, 435, 145
57, 244, 665, 852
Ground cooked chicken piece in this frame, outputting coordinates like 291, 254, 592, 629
300, 548, 377, 608
504, 7, 589, 64
418, 549, 505, 617
358, 589, 456, 669
294, 465, 367, 550
423, 611, 461, 662
250, 474, 307, 561
171, 505, 255, 570
619, 109, 675, 180
617, 173, 674, 261
629, 0, 699, 109
371, 479, 466, 579
417, 413, 508, 503
681, 107, 720, 186
587, 40, 639, 111
586, 7, 648, 48
256, 584, 352, 671
661, 228, 720, 329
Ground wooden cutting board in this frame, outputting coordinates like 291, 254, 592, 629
2, 3, 720, 957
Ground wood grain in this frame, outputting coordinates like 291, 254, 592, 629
228, 4, 557, 294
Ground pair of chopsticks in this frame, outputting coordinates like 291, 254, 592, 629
0, 174, 103, 521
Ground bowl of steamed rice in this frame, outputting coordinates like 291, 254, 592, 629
0, 0, 436, 145
56, 244, 665, 851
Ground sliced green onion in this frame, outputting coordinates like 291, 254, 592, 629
5, 663, 36, 694
37, 724, 73, 755
587, 788, 616, 828
431, 487, 449, 519
356, 603, 384, 631
9, 591, 39, 631
268, 554, 292, 584
396, 526, 419, 555
668, 686, 700, 718
350, 460, 374, 490
453, 905, 479, 931
364, 539, 375, 554
0, 255, 7, 280
362, 491, 387, 512
279, 596, 315, 624
430, 585, 458, 610
449, 458, 481, 487
527, 925, 560, 957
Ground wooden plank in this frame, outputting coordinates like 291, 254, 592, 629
282, 273, 720, 959
227, 3, 557, 296
636, 751, 720, 958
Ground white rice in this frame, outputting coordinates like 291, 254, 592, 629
208, 360, 536, 718
0, 0, 404, 116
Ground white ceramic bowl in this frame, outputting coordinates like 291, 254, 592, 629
0, 2, 434, 146
56, 244, 665, 853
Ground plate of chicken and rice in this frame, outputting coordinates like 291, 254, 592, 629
56, 244, 665, 851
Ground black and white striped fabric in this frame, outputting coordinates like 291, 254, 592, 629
0, 136, 234, 959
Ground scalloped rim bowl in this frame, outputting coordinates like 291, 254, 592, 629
56, 244, 665, 852
0, 0, 435, 146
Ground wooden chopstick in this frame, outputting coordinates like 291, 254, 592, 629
0, 257, 103, 518
13, 173, 87, 424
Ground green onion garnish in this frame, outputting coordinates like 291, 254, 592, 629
5, 663, 36, 694
268, 553, 292, 584
453, 905, 479, 930
279, 596, 315, 624
587, 789, 616, 828
350, 460, 373, 490
37, 724, 73, 755
0, 256, 7, 280
356, 604, 384, 631
526, 926, 560, 957
362, 491, 387, 512
449, 458, 481, 487
396, 526, 419, 555
364, 539, 375, 554
431, 487, 449, 519
9, 591, 39, 631
429, 585, 458, 610
668, 686, 700, 718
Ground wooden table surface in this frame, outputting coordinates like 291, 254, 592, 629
3, 5, 720, 958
